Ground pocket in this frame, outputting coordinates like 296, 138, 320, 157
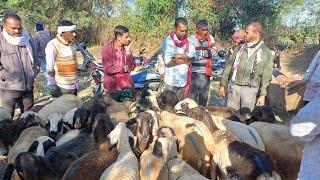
0, 68, 10, 82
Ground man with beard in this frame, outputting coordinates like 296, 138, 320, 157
0, 12, 39, 117
218, 22, 273, 114
161, 17, 196, 101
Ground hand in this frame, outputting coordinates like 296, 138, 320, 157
256, 96, 266, 106
217, 86, 226, 97
124, 43, 132, 53
48, 70, 55, 77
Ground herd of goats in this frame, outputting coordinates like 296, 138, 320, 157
0, 89, 304, 180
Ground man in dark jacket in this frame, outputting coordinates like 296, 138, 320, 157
0, 12, 39, 117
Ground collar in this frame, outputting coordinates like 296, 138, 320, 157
56, 34, 70, 45
246, 41, 262, 49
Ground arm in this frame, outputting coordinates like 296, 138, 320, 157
259, 52, 273, 96
162, 38, 191, 67
220, 47, 238, 87
45, 42, 57, 86
101, 46, 123, 75
303, 51, 320, 81
290, 99, 320, 142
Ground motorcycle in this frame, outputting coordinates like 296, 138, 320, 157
212, 50, 227, 80
76, 42, 161, 98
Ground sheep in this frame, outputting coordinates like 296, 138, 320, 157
43, 128, 100, 178
46, 113, 64, 140
38, 94, 83, 122
4, 152, 59, 180
100, 122, 139, 180
106, 103, 131, 124
0, 107, 11, 121
130, 110, 159, 157
206, 105, 249, 122
250, 122, 304, 180
210, 115, 266, 151
61, 141, 118, 180
88, 103, 106, 128
174, 98, 198, 114
139, 141, 169, 180
206, 105, 276, 125
179, 102, 218, 133
210, 129, 281, 180
7, 126, 48, 164
157, 89, 179, 112
139, 111, 168, 180
63, 108, 90, 130
55, 130, 80, 146
17, 111, 46, 128
158, 112, 212, 177
0, 119, 18, 155
28, 136, 56, 157
153, 126, 209, 180
4, 126, 48, 180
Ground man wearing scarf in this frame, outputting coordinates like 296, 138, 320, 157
218, 22, 273, 114
101, 25, 135, 102
189, 19, 215, 106
0, 12, 39, 117
45, 20, 78, 97
162, 17, 196, 101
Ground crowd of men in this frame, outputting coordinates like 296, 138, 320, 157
0, 11, 320, 179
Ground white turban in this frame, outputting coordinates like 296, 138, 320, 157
57, 25, 77, 35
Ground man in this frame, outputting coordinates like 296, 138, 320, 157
162, 17, 196, 101
218, 22, 273, 114
290, 91, 320, 179
102, 25, 135, 102
45, 20, 78, 97
189, 19, 215, 106
33, 22, 51, 74
0, 12, 39, 117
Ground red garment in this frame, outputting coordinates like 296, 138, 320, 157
195, 34, 213, 77
102, 41, 135, 93
169, 32, 192, 97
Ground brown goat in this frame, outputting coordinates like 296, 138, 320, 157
206, 105, 250, 122
130, 111, 157, 157
62, 141, 118, 180
157, 90, 179, 112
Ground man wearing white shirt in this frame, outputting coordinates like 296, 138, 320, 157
45, 20, 78, 97
161, 17, 196, 101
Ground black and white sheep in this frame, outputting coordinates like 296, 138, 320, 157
63, 107, 90, 130
46, 113, 64, 140
38, 94, 83, 122
99, 122, 138, 180
28, 136, 56, 157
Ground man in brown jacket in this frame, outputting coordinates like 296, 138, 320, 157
0, 12, 39, 117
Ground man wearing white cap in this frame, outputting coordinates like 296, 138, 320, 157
45, 20, 78, 97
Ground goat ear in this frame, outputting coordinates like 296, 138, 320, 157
43, 140, 55, 154
129, 136, 135, 149
126, 118, 137, 128
28, 141, 39, 153
3, 164, 15, 180
152, 140, 162, 158
175, 139, 180, 153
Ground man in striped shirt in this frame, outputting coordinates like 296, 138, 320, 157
189, 19, 215, 106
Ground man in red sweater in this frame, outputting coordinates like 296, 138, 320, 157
101, 25, 135, 102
